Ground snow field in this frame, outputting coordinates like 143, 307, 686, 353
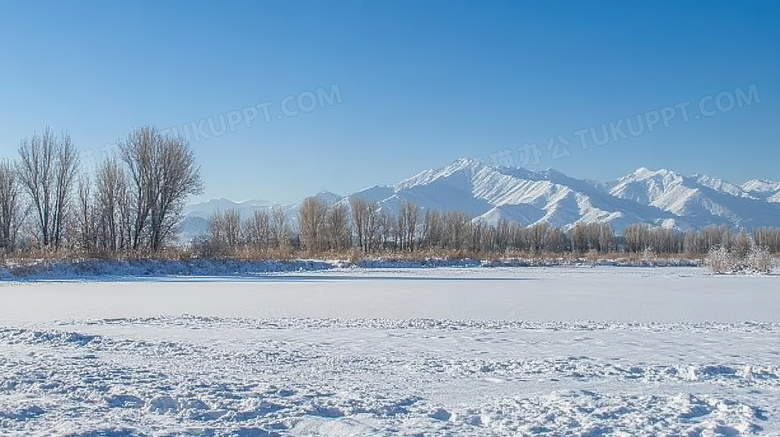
0, 267, 778, 436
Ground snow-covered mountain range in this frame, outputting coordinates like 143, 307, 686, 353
182, 158, 780, 237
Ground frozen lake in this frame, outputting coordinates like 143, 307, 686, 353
3, 266, 779, 323
1, 266, 778, 435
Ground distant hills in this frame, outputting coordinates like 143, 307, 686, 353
181, 158, 780, 239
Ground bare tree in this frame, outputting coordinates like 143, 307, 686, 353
350, 197, 367, 251
753, 227, 780, 253
76, 174, 96, 251
397, 200, 418, 251
16, 127, 79, 248
444, 210, 469, 251
206, 209, 242, 253
151, 135, 202, 250
350, 197, 386, 252
733, 228, 753, 259
421, 209, 444, 250
270, 206, 290, 250
244, 210, 271, 251
119, 127, 202, 251
404, 201, 418, 251
0, 159, 19, 251
394, 207, 405, 251
597, 223, 614, 253
298, 197, 328, 251
325, 203, 350, 251
366, 202, 383, 251
529, 222, 549, 252
95, 157, 129, 251
570, 223, 588, 252
377, 208, 394, 250
495, 219, 512, 252
119, 128, 153, 249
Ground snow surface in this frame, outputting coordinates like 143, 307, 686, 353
1, 267, 779, 436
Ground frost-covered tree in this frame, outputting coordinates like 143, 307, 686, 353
732, 228, 753, 259
747, 246, 774, 274
706, 246, 737, 274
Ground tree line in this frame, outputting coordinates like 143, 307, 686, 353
0, 126, 202, 254
2, 127, 777, 259
202, 195, 780, 257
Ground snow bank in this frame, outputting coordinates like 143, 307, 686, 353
0, 258, 335, 280
0, 256, 702, 281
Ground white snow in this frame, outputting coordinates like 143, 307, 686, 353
184, 159, 780, 234
743, 179, 780, 195
1, 266, 779, 436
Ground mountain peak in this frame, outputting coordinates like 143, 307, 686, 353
314, 191, 342, 203
186, 160, 780, 234
451, 157, 489, 170
541, 168, 566, 178
630, 167, 678, 178
743, 179, 780, 193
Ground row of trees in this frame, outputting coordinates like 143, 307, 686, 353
0, 126, 202, 254
204, 198, 611, 256
202, 195, 780, 257
1, 127, 776, 261
624, 223, 780, 255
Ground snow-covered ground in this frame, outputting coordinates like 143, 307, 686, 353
1, 266, 778, 436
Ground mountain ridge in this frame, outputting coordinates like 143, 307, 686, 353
182, 159, 780, 238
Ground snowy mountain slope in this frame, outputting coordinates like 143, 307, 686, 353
183, 198, 277, 219
742, 178, 780, 203
609, 168, 780, 229
178, 215, 208, 241
359, 159, 691, 231
184, 159, 780, 235
743, 178, 780, 194
183, 191, 345, 237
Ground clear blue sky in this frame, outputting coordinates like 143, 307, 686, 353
1, 1, 778, 202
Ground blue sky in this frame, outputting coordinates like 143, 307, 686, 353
1, 1, 778, 203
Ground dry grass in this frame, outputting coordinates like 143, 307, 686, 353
0, 247, 721, 274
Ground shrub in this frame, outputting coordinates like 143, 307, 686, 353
706, 246, 736, 274
585, 249, 599, 266
706, 245, 775, 275
747, 246, 774, 274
